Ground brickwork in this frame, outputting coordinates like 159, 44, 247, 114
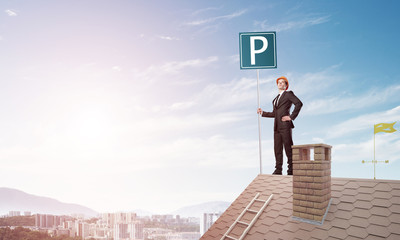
292, 144, 332, 222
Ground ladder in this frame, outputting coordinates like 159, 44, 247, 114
220, 193, 273, 240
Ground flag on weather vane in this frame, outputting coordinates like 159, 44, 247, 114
374, 122, 397, 134
363, 121, 397, 179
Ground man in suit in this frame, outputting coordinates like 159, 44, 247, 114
257, 76, 303, 175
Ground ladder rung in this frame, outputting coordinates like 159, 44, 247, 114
237, 220, 250, 226
254, 199, 265, 202
246, 209, 258, 213
224, 235, 238, 240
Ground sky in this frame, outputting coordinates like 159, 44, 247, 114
1, 0, 400, 215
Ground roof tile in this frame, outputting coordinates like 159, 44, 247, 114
354, 193, 374, 201
366, 224, 391, 238
269, 222, 285, 234
331, 217, 351, 229
282, 221, 301, 233
293, 229, 313, 239
374, 190, 392, 199
391, 189, 400, 197
388, 213, 400, 223
344, 181, 360, 189
353, 200, 373, 210
346, 225, 368, 239
371, 198, 392, 208
358, 187, 375, 194
328, 226, 348, 239
352, 208, 372, 218
368, 215, 391, 227
344, 236, 365, 240
358, 181, 378, 188
341, 195, 357, 203
334, 210, 352, 220
298, 222, 317, 231
387, 234, 400, 240
336, 202, 355, 211
389, 196, 400, 204
389, 204, 400, 214
370, 206, 392, 217
374, 183, 392, 192
311, 228, 330, 240
348, 216, 370, 228
342, 188, 358, 196
388, 223, 400, 234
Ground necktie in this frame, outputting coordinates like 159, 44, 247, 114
274, 94, 280, 108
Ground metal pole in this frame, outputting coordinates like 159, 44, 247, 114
257, 69, 262, 174
374, 130, 376, 180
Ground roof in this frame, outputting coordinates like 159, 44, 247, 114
200, 174, 400, 240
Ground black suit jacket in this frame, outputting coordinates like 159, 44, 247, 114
262, 91, 303, 131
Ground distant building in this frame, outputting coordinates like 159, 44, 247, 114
114, 222, 143, 240
35, 214, 46, 228
75, 221, 90, 240
151, 214, 174, 223
200, 212, 221, 235
8, 211, 20, 217
24, 211, 31, 216
102, 212, 137, 226
176, 232, 201, 240
35, 214, 67, 229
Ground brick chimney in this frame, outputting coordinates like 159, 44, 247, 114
292, 143, 332, 224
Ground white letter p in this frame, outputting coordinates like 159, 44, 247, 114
250, 36, 268, 65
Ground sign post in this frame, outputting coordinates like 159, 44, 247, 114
239, 32, 277, 174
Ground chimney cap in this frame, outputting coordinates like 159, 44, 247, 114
292, 143, 332, 149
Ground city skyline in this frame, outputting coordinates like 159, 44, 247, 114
1, 0, 400, 214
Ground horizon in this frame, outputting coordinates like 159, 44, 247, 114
1, 0, 400, 214
0, 186, 230, 216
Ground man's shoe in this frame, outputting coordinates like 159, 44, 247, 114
272, 170, 282, 175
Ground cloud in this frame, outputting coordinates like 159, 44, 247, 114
5, 9, 17, 16
161, 56, 218, 73
281, 65, 400, 116
327, 105, 400, 139
186, 75, 276, 113
191, 6, 222, 16
303, 85, 400, 116
158, 35, 180, 41
332, 133, 400, 164
254, 15, 330, 32
168, 101, 195, 111
112, 66, 122, 72
129, 56, 219, 89
184, 9, 247, 26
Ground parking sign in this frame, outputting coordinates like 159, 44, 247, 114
239, 32, 277, 69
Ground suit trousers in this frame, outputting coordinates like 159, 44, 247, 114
273, 128, 293, 172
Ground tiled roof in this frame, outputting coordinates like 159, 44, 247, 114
200, 174, 400, 240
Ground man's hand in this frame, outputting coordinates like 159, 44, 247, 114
257, 108, 263, 114
282, 116, 291, 121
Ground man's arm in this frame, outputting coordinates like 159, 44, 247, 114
288, 91, 303, 121
257, 108, 274, 118
281, 92, 303, 122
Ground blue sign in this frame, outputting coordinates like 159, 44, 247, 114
239, 32, 277, 69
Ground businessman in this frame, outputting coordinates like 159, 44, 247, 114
257, 76, 303, 175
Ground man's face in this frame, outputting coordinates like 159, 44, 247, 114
277, 79, 287, 91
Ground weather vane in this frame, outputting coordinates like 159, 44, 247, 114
362, 122, 396, 179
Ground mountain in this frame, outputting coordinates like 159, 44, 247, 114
0, 187, 98, 217
171, 201, 231, 218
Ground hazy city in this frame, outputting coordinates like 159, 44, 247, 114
1, 210, 206, 240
